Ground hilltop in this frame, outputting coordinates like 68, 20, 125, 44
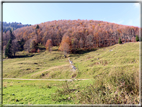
2, 20, 139, 57
0, 21, 31, 32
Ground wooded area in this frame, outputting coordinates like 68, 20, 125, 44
2, 19, 140, 57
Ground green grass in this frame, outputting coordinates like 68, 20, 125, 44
3, 42, 140, 104
3, 79, 63, 104
3, 79, 93, 104
3, 42, 139, 79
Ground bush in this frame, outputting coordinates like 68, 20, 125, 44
52, 70, 139, 104
29, 48, 36, 53
37, 49, 40, 53
118, 38, 122, 44
76, 70, 139, 104
52, 81, 76, 102
135, 35, 139, 42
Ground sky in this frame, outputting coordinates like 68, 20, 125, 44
3, 2, 140, 27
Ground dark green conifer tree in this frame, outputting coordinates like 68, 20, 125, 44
135, 35, 139, 42
36, 25, 39, 29
18, 38, 25, 51
118, 38, 122, 44
5, 39, 12, 58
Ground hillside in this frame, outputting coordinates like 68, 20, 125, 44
3, 42, 139, 104
0, 21, 31, 32
3, 42, 139, 79
2, 20, 140, 55
3, 42, 140, 104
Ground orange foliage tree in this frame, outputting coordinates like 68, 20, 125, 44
59, 35, 71, 55
4, 19, 140, 53
45, 39, 52, 53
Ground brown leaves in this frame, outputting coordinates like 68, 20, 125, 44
45, 39, 52, 52
59, 35, 71, 54
4, 19, 140, 52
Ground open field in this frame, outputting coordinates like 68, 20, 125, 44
3, 42, 140, 104
3, 79, 93, 104
3, 42, 139, 79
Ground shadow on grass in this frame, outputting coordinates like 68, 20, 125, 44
69, 49, 97, 57
11, 54, 34, 58
72, 49, 97, 54
39, 47, 46, 51
76, 49, 97, 54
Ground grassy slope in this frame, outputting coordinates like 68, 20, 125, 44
3, 79, 92, 104
3, 42, 140, 104
3, 42, 139, 79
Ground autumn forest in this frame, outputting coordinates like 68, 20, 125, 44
3, 19, 140, 57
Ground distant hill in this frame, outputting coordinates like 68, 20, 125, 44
0, 21, 31, 32
2, 19, 140, 53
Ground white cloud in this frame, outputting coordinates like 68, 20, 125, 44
126, 17, 140, 27
111, 20, 124, 24
134, 3, 140, 8
127, 20, 133, 25
112, 19, 139, 27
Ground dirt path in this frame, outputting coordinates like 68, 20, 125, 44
3, 78, 89, 81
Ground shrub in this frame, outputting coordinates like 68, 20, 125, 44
76, 70, 139, 104
135, 35, 139, 42
29, 48, 36, 53
37, 49, 40, 53
52, 81, 76, 102
118, 38, 122, 44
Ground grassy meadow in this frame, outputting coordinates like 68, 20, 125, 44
3, 42, 140, 104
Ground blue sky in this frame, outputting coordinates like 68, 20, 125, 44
3, 3, 140, 27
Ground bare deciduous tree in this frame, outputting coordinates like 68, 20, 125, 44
24, 39, 37, 53
11, 39, 19, 56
